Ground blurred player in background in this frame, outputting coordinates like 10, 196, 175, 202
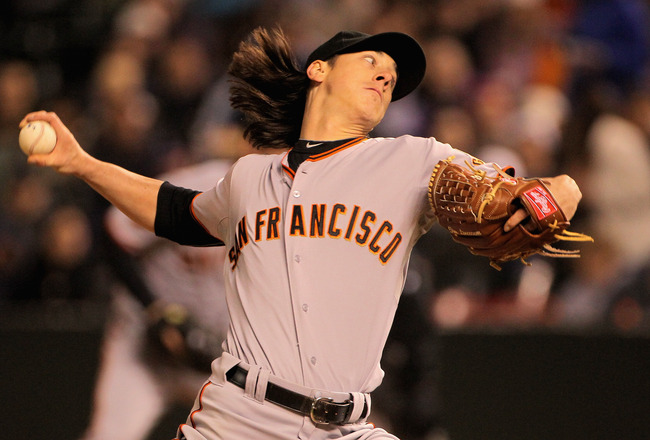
80, 159, 234, 440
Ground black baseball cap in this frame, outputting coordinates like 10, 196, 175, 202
305, 30, 426, 101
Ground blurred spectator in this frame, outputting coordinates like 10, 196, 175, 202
110, 0, 177, 62
606, 259, 650, 332
4, 201, 107, 302
552, 83, 650, 333
87, 47, 165, 181
150, 33, 217, 148
567, 0, 650, 99
582, 99, 650, 266
0, 61, 39, 188
0, 174, 54, 298
550, 240, 623, 329
420, 35, 475, 107
510, 84, 570, 176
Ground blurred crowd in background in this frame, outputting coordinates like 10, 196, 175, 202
1, 0, 650, 438
3, 0, 650, 331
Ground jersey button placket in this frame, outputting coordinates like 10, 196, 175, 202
288, 170, 321, 378
285, 175, 313, 378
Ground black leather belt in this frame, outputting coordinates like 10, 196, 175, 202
226, 365, 368, 425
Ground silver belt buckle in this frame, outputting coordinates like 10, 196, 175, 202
310, 397, 334, 424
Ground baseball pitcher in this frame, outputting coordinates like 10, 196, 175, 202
20, 27, 588, 440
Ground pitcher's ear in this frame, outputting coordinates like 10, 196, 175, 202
306, 60, 327, 81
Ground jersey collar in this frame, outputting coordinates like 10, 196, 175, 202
282, 136, 368, 179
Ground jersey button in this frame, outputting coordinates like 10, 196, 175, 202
302, 303, 309, 312
293, 190, 301, 198
310, 356, 317, 365
294, 255, 301, 263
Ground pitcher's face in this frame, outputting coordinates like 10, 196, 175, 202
320, 51, 398, 129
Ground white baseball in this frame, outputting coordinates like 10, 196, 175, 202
19, 120, 57, 155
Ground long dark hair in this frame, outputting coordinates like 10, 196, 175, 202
228, 27, 309, 150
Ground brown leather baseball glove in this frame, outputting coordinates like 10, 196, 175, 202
428, 157, 593, 270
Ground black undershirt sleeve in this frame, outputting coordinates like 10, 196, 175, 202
154, 181, 224, 247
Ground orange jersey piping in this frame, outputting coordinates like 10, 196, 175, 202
189, 381, 212, 428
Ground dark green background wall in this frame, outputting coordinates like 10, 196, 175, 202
1, 327, 648, 439
437, 332, 650, 440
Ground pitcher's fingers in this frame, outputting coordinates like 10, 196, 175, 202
26, 154, 48, 167
19, 110, 50, 128
504, 209, 529, 232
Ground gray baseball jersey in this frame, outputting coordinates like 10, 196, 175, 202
190, 135, 499, 394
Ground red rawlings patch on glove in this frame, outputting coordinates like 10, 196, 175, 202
521, 186, 559, 221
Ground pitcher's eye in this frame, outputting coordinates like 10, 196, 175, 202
364, 56, 375, 65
